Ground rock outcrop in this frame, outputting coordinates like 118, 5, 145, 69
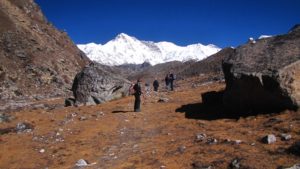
72, 62, 131, 105
222, 25, 300, 113
0, 0, 90, 102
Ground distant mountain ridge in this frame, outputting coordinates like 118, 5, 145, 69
78, 33, 221, 66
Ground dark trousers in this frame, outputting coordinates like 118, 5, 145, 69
170, 80, 174, 91
134, 95, 141, 112
154, 86, 158, 91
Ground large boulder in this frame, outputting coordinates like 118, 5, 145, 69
222, 25, 300, 113
72, 62, 131, 105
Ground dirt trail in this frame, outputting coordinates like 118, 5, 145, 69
1, 80, 300, 169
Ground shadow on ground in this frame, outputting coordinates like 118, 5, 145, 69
111, 110, 132, 113
176, 90, 289, 121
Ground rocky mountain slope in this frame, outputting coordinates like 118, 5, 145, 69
78, 33, 220, 66
123, 48, 234, 85
0, 0, 90, 101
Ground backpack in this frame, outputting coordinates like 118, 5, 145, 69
133, 83, 142, 95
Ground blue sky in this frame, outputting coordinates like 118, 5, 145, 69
35, 0, 300, 48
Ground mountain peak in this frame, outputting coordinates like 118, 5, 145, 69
78, 35, 221, 66
115, 33, 132, 40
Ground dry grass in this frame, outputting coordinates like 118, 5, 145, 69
0, 77, 299, 169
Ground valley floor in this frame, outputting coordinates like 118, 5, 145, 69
0, 78, 300, 169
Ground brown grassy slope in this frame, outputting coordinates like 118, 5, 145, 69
0, 77, 299, 169
0, 0, 90, 101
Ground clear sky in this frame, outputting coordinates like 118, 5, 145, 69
35, 0, 300, 48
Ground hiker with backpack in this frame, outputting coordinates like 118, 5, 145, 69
132, 79, 143, 112
169, 72, 176, 91
153, 78, 159, 92
165, 74, 169, 90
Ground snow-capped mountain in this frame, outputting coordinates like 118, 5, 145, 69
77, 33, 221, 66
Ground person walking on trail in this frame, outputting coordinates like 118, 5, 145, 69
133, 79, 143, 112
165, 74, 169, 90
153, 78, 159, 92
169, 72, 175, 91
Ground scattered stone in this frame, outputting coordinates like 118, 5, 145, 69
178, 146, 186, 153
206, 138, 218, 144
0, 113, 13, 123
262, 134, 276, 144
79, 116, 87, 121
195, 133, 207, 142
15, 122, 34, 133
191, 162, 212, 169
75, 159, 88, 167
39, 149, 45, 153
229, 158, 242, 169
235, 140, 242, 144
280, 133, 292, 141
160, 165, 166, 169
281, 164, 300, 169
96, 111, 104, 116
250, 143, 256, 146
158, 98, 169, 103
71, 112, 78, 117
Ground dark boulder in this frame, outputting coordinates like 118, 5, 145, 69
72, 62, 131, 105
222, 25, 300, 113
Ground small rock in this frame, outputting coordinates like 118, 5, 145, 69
262, 134, 277, 144
96, 111, 104, 116
178, 146, 186, 153
75, 159, 88, 167
235, 140, 242, 144
280, 133, 292, 141
250, 143, 256, 146
262, 134, 276, 144
79, 116, 87, 121
16, 122, 34, 133
39, 149, 45, 153
281, 164, 300, 169
158, 98, 169, 103
195, 133, 207, 142
191, 162, 212, 169
229, 158, 241, 169
206, 138, 217, 144
160, 165, 166, 169
0, 113, 13, 123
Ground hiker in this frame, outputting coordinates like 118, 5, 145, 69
133, 79, 143, 112
169, 72, 175, 91
165, 74, 169, 90
153, 78, 159, 92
